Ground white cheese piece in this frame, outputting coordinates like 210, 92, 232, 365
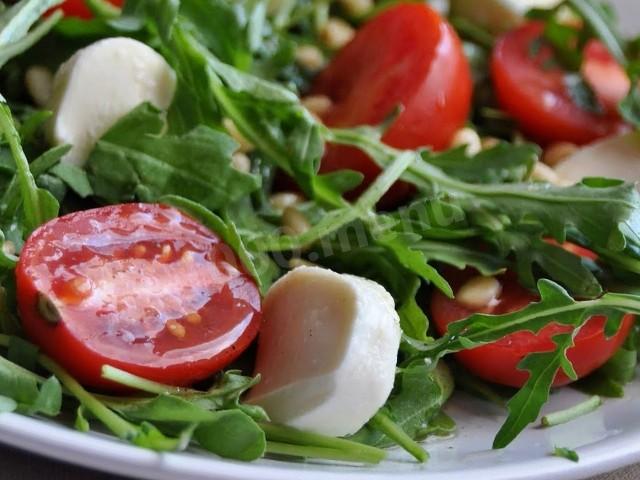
248, 266, 401, 437
554, 132, 640, 184
48, 37, 176, 166
450, 0, 561, 32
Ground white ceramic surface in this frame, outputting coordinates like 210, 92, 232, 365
2, 1, 639, 479
1, 383, 640, 480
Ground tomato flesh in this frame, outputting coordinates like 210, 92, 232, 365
16, 203, 262, 389
491, 22, 628, 146
313, 3, 472, 207
431, 270, 634, 388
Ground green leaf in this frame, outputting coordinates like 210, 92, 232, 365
0, 99, 60, 235
494, 334, 576, 449
75, 405, 90, 432
31, 376, 62, 416
50, 163, 93, 198
0, 395, 17, 413
86, 103, 260, 210
422, 142, 538, 184
398, 278, 430, 342
350, 362, 454, 448
194, 410, 266, 461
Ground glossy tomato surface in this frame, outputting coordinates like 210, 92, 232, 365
16, 203, 262, 389
431, 270, 634, 388
491, 22, 628, 146
314, 3, 472, 207
57, 0, 124, 18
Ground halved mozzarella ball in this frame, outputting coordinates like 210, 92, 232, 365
48, 37, 176, 166
554, 132, 640, 184
248, 266, 401, 437
450, 0, 561, 32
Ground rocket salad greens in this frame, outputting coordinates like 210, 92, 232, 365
0, 0, 638, 467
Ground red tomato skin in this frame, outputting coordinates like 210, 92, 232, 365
314, 3, 472, 207
16, 204, 262, 390
491, 22, 628, 146
582, 40, 631, 117
49, 0, 124, 19
431, 270, 634, 388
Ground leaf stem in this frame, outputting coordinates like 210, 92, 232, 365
541, 395, 602, 427
101, 365, 198, 396
265, 441, 383, 464
260, 423, 386, 463
368, 411, 429, 463
39, 356, 139, 440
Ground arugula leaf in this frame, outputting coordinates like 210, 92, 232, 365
86, 103, 260, 210
50, 162, 93, 198
0, 97, 59, 235
422, 143, 538, 184
418, 280, 640, 448
0, 0, 64, 68
350, 362, 454, 448
195, 410, 266, 461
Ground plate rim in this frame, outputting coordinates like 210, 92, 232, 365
0, 411, 638, 480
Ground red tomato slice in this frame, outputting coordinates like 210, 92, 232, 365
51, 0, 124, 19
491, 22, 628, 146
313, 3, 472, 207
431, 269, 634, 388
16, 203, 262, 390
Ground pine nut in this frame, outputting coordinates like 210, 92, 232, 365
320, 18, 356, 50
451, 127, 482, 156
231, 152, 251, 173
339, 0, 373, 17
542, 142, 579, 167
481, 137, 500, 150
295, 45, 326, 71
222, 118, 254, 153
288, 258, 317, 269
302, 95, 333, 118
282, 207, 311, 236
531, 162, 567, 185
270, 192, 304, 211
456, 276, 502, 309
25, 65, 53, 108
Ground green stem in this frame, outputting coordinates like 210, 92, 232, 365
39, 357, 139, 440
250, 151, 414, 252
368, 411, 428, 463
260, 423, 386, 463
541, 396, 602, 427
85, 0, 121, 18
0, 102, 42, 233
101, 365, 198, 396
266, 441, 383, 464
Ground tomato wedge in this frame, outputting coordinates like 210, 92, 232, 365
431, 269, 634, 388
313, 3, 472, 207
16, 203, 262, 389
491, 21, 628, 146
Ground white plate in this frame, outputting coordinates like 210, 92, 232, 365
1, 1, 638, 479
1, 383, 640, 480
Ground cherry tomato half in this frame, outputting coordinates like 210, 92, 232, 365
56, 0, 124, 19
16, 203, 262, 390
431, 269, 634, 388
491, 22, 628, 146
313, 3, 472, 207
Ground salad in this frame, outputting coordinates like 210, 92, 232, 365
0, 0, 639, 467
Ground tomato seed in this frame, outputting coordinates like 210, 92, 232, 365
167, 320, 186, 338
133, 244, 147, 257
185, 312, 201, 325
159, 244, 172, 262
